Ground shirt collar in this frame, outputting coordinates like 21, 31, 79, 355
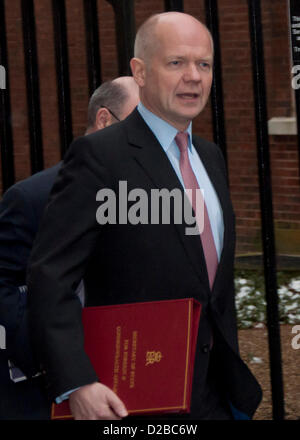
137, 102, 193, 153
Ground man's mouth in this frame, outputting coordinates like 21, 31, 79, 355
177, 93, 200, 100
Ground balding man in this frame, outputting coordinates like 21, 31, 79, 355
28, 13, 262, 420
85, 76, 140, 134
0, 76, 139, 419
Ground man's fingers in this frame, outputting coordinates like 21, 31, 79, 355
69, 382, 128, 420
105, 387, 128, 418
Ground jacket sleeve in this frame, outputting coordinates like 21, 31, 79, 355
27, 135, 110, 401
0, 184, 40, 376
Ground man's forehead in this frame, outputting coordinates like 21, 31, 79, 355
156, 34, 213, 60
164, 50, 214, 62
154, 20, 212, 51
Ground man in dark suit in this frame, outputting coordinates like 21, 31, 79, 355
28, 12, 262, 420
0, 76, 139, 419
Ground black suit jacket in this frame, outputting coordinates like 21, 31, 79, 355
0, 163, 61, 418
28, 110, 262, 418
0, 163, 61, 373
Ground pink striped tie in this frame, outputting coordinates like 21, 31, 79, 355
175, 132, 218, 290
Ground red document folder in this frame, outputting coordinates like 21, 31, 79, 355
51, 298, 201, 419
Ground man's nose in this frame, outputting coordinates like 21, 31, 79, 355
183, 63, 202, 82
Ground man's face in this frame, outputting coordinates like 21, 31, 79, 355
137, 20, 213, 131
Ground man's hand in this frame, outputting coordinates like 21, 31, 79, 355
69, 382, 128, 420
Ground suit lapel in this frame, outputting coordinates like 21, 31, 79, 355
123, 110, 210, 289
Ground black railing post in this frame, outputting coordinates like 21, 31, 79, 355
288, 0, 300, 179
248, 0, 285, 420
52, 0, 73, 157
164, 0, 184, 11
21, 0, 44, 174
0, 0, 15, 193
83, 0, 102, 96
107, 0, 135, 76
205, 0, 228, 168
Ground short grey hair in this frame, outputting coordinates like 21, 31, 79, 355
87, 80, 128, 129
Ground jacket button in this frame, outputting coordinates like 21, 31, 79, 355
202, 344, 210, 353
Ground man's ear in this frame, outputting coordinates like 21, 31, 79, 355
95, 107, 113, 129
130, 57, 146, 87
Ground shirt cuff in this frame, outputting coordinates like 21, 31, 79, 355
55, 387, 81, 403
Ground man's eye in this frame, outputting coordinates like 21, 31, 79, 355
170, 60, 180, 65
200, 62, 211, 70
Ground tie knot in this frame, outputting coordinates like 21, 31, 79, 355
175, 132, 189, 154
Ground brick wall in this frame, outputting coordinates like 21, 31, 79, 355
0, 0, 299, 256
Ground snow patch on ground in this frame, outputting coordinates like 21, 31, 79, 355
235, 276, 300, 328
